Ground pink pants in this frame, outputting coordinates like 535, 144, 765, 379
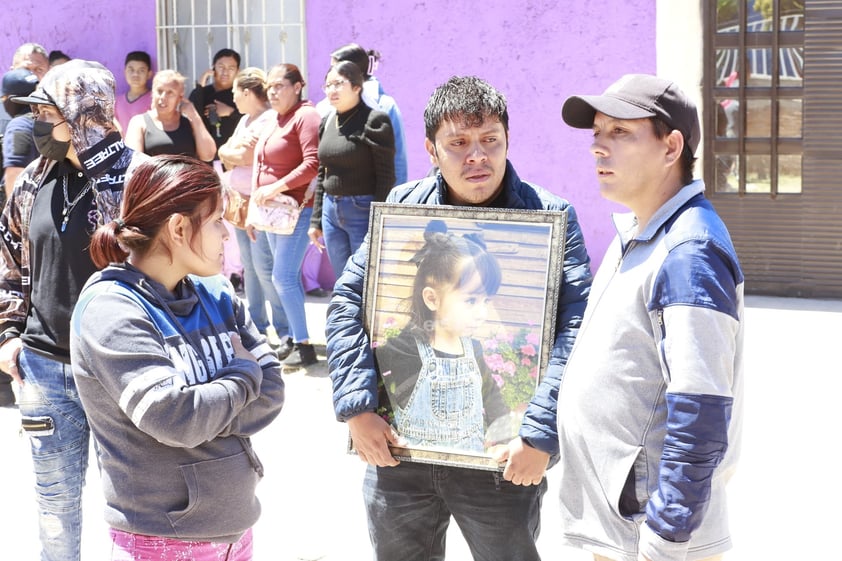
109, 527, 253, 561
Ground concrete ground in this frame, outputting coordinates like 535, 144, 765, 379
1, 294, 840, 559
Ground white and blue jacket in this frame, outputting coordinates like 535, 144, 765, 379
556, 180, 744, 561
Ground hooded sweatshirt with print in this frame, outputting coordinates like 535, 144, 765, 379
0, 59, 147, 356
70, 264, 284, 542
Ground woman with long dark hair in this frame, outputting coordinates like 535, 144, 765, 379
309, 60, 395, 278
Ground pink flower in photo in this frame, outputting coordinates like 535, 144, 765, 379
485, 353, 505, 371
485, 326, 543, 411
526, 331, 540, 346
520, 343, 537, 357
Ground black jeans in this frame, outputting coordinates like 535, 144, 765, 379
363, 461, 546, 561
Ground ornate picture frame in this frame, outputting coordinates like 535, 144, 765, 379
356, 203, 567, 470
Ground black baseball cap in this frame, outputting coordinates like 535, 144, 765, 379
10, 86, 56, 106
1, 68, 39, 99
561, 73, 700, 153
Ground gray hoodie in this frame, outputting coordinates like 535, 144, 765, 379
70, 264, 284, 542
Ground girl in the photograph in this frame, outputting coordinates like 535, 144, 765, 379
374, 221, 509, 453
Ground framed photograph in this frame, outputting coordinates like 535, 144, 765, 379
356, 203, 567, 470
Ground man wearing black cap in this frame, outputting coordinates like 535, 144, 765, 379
0, 67, 39, 406
0, 43, 49, 150
2, 68, 40, 196
0, 59, 147, 561
556, 74, 744, 561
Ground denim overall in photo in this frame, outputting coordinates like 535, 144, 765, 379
394, 336, 484, 452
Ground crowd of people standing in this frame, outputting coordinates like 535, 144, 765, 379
0, 39, 410, 561
4, 43, 406, 373
0, 38, 744, 561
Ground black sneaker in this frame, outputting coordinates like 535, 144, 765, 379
274, 337, 295, 361
282, 343, 317, 367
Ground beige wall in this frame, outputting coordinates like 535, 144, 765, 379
656, 1, 705, 176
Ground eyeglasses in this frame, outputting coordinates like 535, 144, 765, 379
214, 64, 239, 74
322, 79, 349, 92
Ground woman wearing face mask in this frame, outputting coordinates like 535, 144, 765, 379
0, 60, 147, 561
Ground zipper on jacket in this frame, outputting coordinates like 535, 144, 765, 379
656, 309, 666, 338
656, 309, 672, 381
616, 240, 636, 271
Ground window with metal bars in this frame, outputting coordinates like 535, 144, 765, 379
155, 0, 307, 92
704, 0, 804, 196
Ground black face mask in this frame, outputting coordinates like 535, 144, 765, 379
33, 119, 71, 161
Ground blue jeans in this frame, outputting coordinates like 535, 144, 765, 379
18, 347, 90, 561
269, 206, 312, 342
363, 462, 546, 561
235, 227, 289, 338
322, 194, 374, 278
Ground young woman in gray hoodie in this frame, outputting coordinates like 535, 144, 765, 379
70, 154, 284, 560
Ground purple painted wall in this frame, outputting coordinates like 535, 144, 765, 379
305, 0, 657, 266
2, 1, 656, 266
0, 1, 157, 98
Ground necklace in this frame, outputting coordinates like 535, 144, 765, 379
335, 106, 360, 128
60, 174, 94, 233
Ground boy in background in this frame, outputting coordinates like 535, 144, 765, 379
115, 51, 153, 132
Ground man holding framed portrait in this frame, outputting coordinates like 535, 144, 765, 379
326, 75, 593, 561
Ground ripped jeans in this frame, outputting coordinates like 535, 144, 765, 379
18, 347, 90, 561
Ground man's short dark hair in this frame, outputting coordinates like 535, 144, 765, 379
423, 76, 509, 142
124, 50, 151, 69
651, 117, 696, 185
212, 48, 241, 68
49, 50, 70, 65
